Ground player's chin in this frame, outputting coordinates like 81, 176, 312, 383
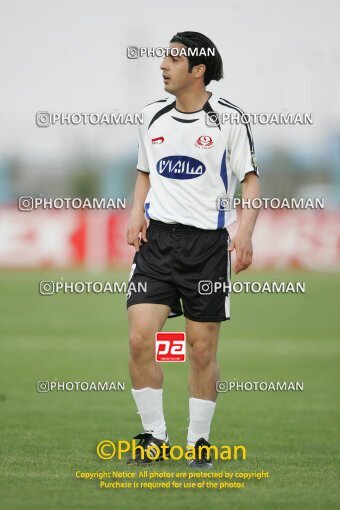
163, 83, 175, 94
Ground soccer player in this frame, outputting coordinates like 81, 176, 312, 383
126, 31, 260, 468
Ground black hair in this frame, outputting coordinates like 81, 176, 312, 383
170, 31, 223, 85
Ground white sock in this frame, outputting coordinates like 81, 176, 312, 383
131, 387, 167, 440
187, 397, 216, 446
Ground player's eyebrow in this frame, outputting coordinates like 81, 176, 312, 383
168, 50, 184, 58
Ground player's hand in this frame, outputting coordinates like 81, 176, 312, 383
126, 209, 148, 251
227, 233, 253, 274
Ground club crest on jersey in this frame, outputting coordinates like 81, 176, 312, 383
152, 136, 164, 144
156, 156, 206, 179
195, 135, 213, 149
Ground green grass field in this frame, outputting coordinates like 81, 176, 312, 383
0, 270, 339, 510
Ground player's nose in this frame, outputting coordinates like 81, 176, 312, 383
160, 58, 169, 71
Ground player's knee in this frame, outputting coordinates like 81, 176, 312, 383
188, 339, 214, 369
129, 330, 152, 362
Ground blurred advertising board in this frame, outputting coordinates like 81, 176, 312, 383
0, 208, 339, 270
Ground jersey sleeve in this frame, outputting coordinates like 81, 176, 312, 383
228, 115, 259, 182
136, 121, 149, 173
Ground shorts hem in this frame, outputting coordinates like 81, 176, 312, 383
127, 299, 183, 318
184, 313, 230, 323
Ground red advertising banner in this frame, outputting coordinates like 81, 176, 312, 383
0, 207, 339, 270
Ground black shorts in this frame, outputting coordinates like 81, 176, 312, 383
126, 219, 231, 322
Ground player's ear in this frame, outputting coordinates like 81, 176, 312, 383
193, 63, 206, 80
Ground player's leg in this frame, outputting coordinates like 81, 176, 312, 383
126, 221, 184, 462
184, 320, 221, 468
186, 319, 220, 450
186, 319, 220, 401
127, 303, 171, 465
128, 302, 170, 389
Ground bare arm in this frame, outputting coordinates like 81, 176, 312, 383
126, 171, 150, 251
228, 172, 261, 274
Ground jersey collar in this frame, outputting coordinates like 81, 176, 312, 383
174, 92, 213, 115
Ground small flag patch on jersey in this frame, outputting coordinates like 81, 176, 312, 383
152, 136, 164, 144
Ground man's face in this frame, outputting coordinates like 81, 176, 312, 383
160, 42, 195, 95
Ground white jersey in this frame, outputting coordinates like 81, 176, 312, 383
137, 93, 259, 230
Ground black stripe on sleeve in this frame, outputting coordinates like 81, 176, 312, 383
144, 98, 169, 108
148, 101, 176, 130
218, 98, 255, 154
203, 101, 221, 130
